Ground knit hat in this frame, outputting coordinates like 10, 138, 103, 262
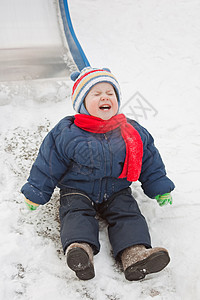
71, 67, 121, 114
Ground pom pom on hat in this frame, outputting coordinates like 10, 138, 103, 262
71, 71, 80, 81
71, 67, 121, 113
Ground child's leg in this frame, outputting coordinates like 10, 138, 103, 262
59, 188, 100, 255
98, 187, 170, 280
97, 187, 151, 259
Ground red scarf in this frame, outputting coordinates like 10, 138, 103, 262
74, 114, 143, 182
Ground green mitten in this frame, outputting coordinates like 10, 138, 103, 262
155, 193, 173, 207
24, 198, 39, 211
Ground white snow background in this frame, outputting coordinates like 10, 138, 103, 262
0, 0, 200, 299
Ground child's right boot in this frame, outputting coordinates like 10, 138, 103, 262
121, 244, 170, 281
66, 242, 95, 280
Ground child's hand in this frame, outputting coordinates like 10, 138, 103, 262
24, 198, 39, 211
155, 193, 173, 207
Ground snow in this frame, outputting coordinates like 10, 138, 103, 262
0, 0, 200, 299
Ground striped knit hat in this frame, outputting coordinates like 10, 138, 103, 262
71, 67, 121, 114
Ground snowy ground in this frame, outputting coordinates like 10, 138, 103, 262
1, 0, 200, 299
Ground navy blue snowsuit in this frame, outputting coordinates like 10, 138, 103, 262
21, 116, 175, 258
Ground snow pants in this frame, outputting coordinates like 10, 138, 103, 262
59, 187, 151, 259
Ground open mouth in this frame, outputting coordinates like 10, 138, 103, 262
99, 104, 111, 111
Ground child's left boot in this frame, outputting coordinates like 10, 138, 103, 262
121, 244, 170, 281
66, 242, 95, 280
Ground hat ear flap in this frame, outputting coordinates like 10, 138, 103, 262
71, 71, 80, 81
102, 67, 111, 73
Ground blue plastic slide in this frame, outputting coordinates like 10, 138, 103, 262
59, 0, 90, 71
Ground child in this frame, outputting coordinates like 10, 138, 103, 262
21, 67, 175, 281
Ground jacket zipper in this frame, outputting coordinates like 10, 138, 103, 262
103, 133, 112, 201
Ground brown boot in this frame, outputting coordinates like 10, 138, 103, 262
66, 243, 95, 280
121, 245, 170, 281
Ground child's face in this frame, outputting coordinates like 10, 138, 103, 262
84, 82, 118, 120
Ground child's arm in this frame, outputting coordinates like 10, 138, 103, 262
21, 126, 71, 205
136, 125, 175, 199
